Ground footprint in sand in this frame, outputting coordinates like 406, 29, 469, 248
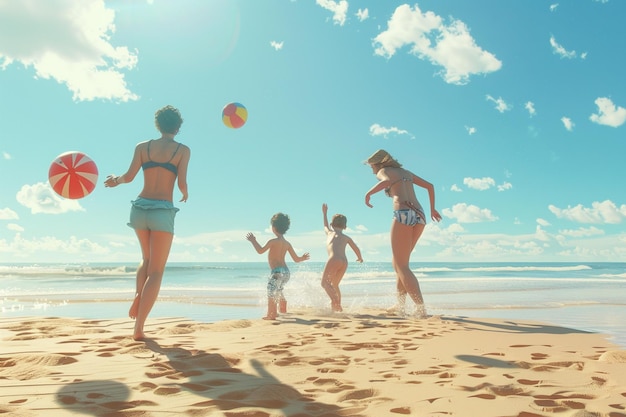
531, 352, 550, 360
137, 381, 158, 392
338, 388, 377, 401
154, 386, 181, 396
517, 379, 542, 386
390, 406, 412, 414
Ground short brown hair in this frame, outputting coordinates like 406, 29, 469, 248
331, 214, 347, 229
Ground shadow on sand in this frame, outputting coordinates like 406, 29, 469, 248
54, 339, 349, 416
442, 316, 592, 335
142, 338, 348, 416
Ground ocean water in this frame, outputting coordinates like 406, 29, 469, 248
1, 262, 625, 347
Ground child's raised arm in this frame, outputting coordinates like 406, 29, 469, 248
246, 232, 269, 254
322, 203, 331, 233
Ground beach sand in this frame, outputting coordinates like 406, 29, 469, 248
1, 309, 625, 417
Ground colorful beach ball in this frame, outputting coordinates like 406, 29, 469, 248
48, 151, 99, 199
222, 102, 248, 129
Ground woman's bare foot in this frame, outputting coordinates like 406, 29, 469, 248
331, 303, 343, 312
386, 304, 406, 316
133, 331, 146, 341
129, 295, 140, 319
262, 315, 277, 320
413, 304, 428, 319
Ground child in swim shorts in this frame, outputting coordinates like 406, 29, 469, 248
246, 213, 310, 320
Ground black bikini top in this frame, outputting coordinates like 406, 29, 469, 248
141, 140, 181, 175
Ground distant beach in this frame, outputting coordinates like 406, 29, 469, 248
2, 261, 625, 347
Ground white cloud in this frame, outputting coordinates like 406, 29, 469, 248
356, 8, 369, 22
550, 4, 559, 12
558, 226, 605, 238
450, 184, 462, 192
446, 223, 465, 233
525, 101, 536, 117
537, 218, 551, 227
316, 0, 348, 26
442, 203, 498, 223
369, 123, 412, 139
561, 116, 574, 131
465, 126, 476, 135
534, 225, 551, 242
0, 207, 18, 220
0, 233, 108, 260
497, 182, 512, 192
549, 200, 626, 224
549, 35, 576, 59
270, 41, 284, 51
486, 95, 511, 113
7, 223, 24, 232
2, 151, 11, 159
0, 0, 138, 102
463, 177, 495, 191
16, 182, 84, 214
589, 97, 626, 127
372, 4, 501, 85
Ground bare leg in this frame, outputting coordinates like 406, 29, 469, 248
264, 297, 278, 320
133, 230, 173, 340
331, 263, 347, 312
321, 260, 346, 311
129, 259, 148, 319
331, 284, 343, 312
390, 219, 427, 317
389, 257, 408, 315
278, 297, 287, 314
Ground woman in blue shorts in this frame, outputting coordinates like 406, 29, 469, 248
104, 105, 191, 340
364, 149, 441, 318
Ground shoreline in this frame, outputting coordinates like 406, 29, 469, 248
3, 297, 625, 349
2, 309, 626, 416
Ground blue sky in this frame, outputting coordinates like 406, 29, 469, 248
1, 0, 625, 264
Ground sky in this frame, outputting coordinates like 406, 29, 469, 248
1, 0, 625, 264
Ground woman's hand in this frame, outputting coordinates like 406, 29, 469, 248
104, 175, 119, 188
365, 194, 373, 208
431, 209, 442, 222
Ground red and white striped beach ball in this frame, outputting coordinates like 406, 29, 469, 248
48, 151, 99, 199
222, 102, 248, 129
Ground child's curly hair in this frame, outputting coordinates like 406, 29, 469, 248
271, 213, 291, 234
155, 105, 183, 134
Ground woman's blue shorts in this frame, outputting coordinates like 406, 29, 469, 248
127, 197, 179, 234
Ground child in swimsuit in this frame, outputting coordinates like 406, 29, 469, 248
321, 203, 363, 312
246, 213, 310, 320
